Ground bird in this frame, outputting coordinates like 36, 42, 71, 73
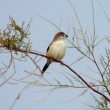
41, 31, 68, 75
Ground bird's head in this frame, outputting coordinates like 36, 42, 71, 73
53, 32, 69, 41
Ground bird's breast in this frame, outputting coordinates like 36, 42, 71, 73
46, 40, 66, 60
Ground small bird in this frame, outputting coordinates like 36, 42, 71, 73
41, 32, 68, 75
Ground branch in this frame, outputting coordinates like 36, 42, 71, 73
14, 48, 110, 103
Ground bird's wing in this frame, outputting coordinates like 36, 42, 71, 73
46, 41, 53, 53
46, 46, 49, 53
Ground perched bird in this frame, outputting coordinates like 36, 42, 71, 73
41, 32, 68, 75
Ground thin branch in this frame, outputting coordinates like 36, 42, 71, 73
91, 52, 110, 96
12, 48, 110, 103
38, 15, 61, 31
91, 0, 96, 38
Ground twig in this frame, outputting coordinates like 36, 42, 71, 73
13, 48, 110, 103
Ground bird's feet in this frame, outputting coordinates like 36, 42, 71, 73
60, 60, 64, 66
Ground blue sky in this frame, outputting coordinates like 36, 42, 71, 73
0, 0, 110, 110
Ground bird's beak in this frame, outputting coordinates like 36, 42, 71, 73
65, 34, 69, 38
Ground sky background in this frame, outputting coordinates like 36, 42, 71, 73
0, 0, 110, 110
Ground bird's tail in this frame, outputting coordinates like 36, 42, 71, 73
41, 60, 51, 75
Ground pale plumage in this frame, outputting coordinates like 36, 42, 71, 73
41, 32, 68, 75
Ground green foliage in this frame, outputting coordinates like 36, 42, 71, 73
0, 17, 32, 51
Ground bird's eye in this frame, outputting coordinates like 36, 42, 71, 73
62, 34, 66, 38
